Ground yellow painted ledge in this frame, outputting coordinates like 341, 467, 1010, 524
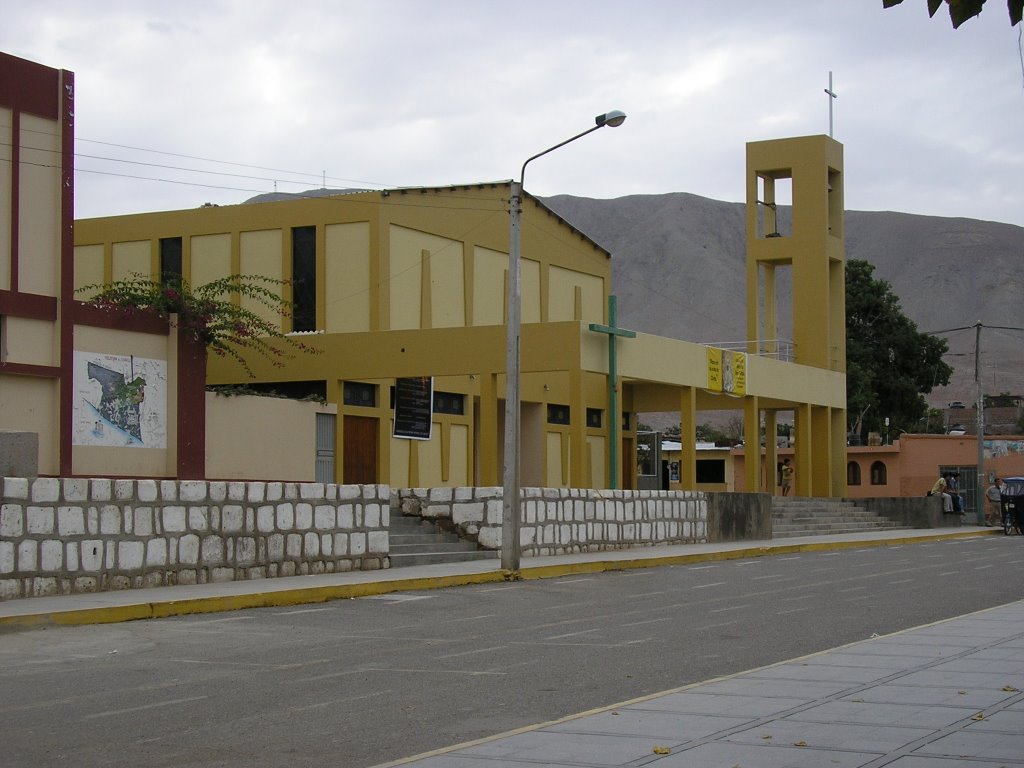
0, 529, 998, 632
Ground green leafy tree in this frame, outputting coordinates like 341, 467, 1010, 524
883, 0, 1022, 28
846, 259, 952, 439
80, 274, 319, 376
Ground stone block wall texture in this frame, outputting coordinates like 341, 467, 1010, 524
395, 486, 709, 555
0, 477, 389, 600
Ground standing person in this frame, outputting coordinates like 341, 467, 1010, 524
985, 477, 1004, 527
929, 475, 954, 514
781, 458, 793, 496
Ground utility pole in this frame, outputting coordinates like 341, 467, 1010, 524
975, 321, 985, 525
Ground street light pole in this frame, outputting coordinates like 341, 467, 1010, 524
501, 110, 626, 574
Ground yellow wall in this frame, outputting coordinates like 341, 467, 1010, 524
0, 375, 59, 475
74, 244, 105, 299
0, 106, 11, 291
4, 316, 58, 366
206, 393, 334, 481
112, 241, 151, 281
472, 246, 507, 326
239, 229, 283, 324
549, 265, 603, 323
325, 222, 370, 332
17, 114, 60, 297
191, 233, 232, 289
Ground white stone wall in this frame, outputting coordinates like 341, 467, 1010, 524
395, 486, 708, 555
0, 477, 389, 600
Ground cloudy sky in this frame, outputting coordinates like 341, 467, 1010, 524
4, 1, 1023, 226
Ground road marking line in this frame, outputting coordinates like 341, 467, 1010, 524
693, 582, 727, 589
710, 604, 750, 613
621, 617, 671, 627
274, 607, 333, 615
364, 667, 507, 676
436, 645, 508, 660
288, 690, 392, 712
546, 628, 602, 640
84, 696, 207, 719
778, 606, 813, 615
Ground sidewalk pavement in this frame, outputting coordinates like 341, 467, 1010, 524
2, 525, 1020, 767
0, 526, 1003, 632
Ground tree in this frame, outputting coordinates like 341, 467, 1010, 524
81, 274, 318, 376
883, 0, 1022, 28
846, 259, 952, 439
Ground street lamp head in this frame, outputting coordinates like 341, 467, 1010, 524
595, 110, 627, 128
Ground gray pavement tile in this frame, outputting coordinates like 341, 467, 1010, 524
408, 758, 580, 768
545, 710, 750, 740
929, 656, 1024, 674
839, 640, 967, 659
455, 730, 666, 766
695, 676, 857, 699
625, 690, 810, 717
885, 757, 1013, 767
914, 730, 1024, 761
843, 683, 1017, 708
895, 668, 1024, 690
912, 622, 1024, 640
646, 741, 880, 767
962, 645, 1024, 660
963, 705, 1024, 730
724, 720, 933, 752
798, 651, 937, 669
746, 661, 897, 684
787, 700, 978, 728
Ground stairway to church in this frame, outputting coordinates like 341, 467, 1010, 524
771, 498, 911, 539
388, 513, 499, 567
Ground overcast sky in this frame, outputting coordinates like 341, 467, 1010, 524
4, 1, 1023, 226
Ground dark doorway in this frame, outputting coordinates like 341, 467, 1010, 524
343, 415, 378, 484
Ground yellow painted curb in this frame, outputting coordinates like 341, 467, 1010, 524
0, 528, 998, 632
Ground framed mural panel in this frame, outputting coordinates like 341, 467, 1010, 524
73, 351, 168, 448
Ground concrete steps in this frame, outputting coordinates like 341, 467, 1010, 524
771, 498, 911, 539
388, 513, 498, 567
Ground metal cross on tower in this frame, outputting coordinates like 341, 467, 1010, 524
824, 71, 838, 137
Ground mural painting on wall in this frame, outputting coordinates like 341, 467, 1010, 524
73, 352, 168, 448
986, 440, 1024, 459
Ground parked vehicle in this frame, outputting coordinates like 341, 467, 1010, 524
999, 476, 1024, 535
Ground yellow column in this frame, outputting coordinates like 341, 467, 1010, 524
831, 407, 847, 496
679, 386, 697, 488
811, 405, 831, 496
763, 410, 778, 494
744, 396, 761, 493
569, 367, 587, 487
794, 403, 812, 497
478, 372, 499, 486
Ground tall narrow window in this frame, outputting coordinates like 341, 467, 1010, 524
870, 461, 887, 486
292, 226, 316, 332
159, 237, 182, 284
847, 461, 861, 486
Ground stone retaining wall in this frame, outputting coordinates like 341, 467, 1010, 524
0, 477, 388, 600
395, 486, 709, 554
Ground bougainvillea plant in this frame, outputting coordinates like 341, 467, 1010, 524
79, 274, 319, 376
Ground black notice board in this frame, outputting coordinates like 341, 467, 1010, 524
392, 377, 433, 440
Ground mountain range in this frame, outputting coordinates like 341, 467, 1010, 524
542, 193, 1024, 414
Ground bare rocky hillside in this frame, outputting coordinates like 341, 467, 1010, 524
543, 193, 1024, 410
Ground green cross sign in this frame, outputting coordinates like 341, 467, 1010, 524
589, 295, 635, 489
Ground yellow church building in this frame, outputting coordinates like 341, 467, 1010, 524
73, 133, 847, 496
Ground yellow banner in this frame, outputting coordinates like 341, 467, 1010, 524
707, 348, 746, 395
706, 347, 723, 391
